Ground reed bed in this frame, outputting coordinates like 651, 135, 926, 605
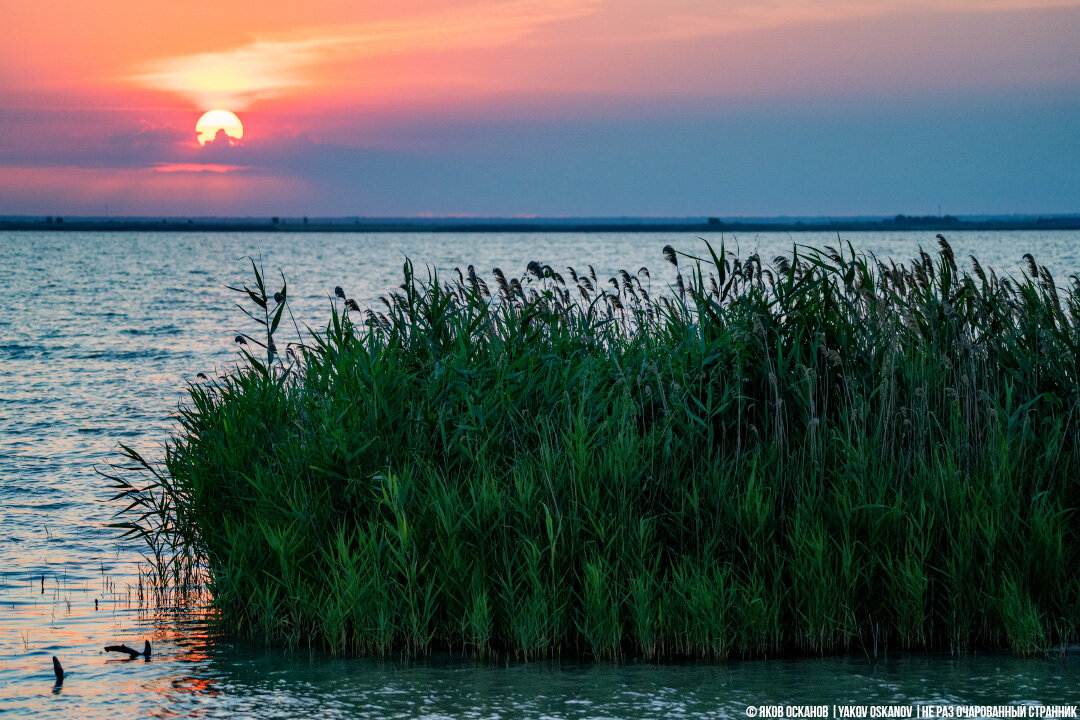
109, 238, 1080, 658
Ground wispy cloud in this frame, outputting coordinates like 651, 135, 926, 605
128, 0, 602, 109
639, 0, 1080, 41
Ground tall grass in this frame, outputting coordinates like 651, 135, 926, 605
108, 238, 1080, 658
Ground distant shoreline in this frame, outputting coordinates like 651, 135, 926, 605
2, 216, 1079, 233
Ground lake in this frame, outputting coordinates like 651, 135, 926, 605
2, 230, 1079, 717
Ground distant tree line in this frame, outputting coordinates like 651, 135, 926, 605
887, 214, 961, 226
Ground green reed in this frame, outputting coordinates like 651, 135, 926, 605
107, 238, 1080, 658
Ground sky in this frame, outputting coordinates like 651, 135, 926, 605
1, 0, 1078, 217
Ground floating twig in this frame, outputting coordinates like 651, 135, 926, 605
104, 640, 151, 659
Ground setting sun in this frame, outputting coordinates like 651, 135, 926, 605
195, 109, 243, 146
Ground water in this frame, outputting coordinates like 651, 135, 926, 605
2, 230, 1079, 717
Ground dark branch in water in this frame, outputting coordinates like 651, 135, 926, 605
104, 641, 151, 659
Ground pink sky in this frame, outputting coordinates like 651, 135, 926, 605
2, 0, 1078, 215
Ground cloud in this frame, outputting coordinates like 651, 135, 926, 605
127, 0, 602, 109
630, 0, 1080, 41
0, 122, 189, 169
0, 117, 334, 175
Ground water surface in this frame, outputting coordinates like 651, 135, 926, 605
2, 230, 1078, 717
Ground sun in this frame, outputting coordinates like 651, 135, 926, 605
196, 109, 243, 146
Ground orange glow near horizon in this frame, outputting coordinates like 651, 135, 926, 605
155, 163, 245, 173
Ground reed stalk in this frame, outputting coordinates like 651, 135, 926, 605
108, 239, 1080, 658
